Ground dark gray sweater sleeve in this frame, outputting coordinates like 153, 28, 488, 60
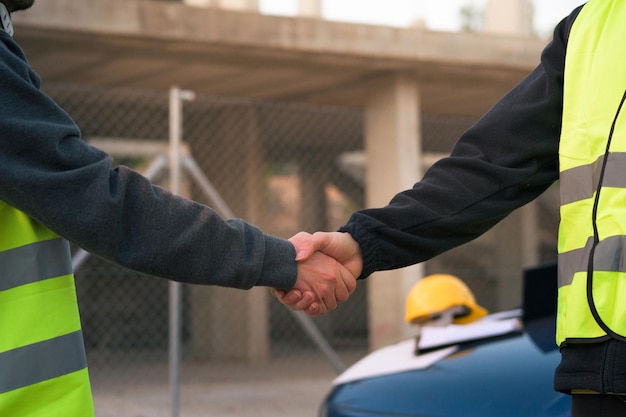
0, 32, 296, 290
340, 8, 583, 280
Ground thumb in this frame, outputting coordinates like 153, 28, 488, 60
289, 231, 314, 261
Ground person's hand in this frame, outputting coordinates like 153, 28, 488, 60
296, 231, 362, 278
271, 232, 357, 316
271, 231, 362, 315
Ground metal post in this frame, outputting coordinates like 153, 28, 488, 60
290, 310, 346, 373
182, 156, 235, 219
168, 86, 195, 417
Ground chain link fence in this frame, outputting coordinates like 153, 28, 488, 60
43, 82, 558, 416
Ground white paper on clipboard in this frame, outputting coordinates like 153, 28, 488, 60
332, 317, 522, 386
418, 318, 522, 351
332, 341, 457, 386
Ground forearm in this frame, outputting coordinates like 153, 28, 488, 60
0, 39, 297, 290
340, 11, 578, 278
3, 135, 297, 289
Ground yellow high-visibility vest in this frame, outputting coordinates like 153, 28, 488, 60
0, 201, 95, 416
557, 0, 626, 346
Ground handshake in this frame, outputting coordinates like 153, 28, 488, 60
270, 231, 363, 316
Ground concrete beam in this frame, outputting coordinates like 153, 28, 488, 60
13, 0, 543, 71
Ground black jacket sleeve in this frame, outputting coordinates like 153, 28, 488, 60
0, 32, 296, 290
340, 7, 584, 279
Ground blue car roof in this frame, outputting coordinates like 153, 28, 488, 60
325, 332, 570, 417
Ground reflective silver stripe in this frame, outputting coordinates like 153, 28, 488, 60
560, 152, 626, 205
0, 238, 72, 292
558, 234, 626, 287
0, 330, 87, 394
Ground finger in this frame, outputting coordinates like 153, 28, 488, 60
282, 289, 303, 305
340, 268, 358, 296
292, 231, 334, 262
288, 290, 317, 311
319, 279, 337, 312
304, 302, 322, 316
315, 253, 352, 312
346, 276, 357, 295
310, 231, 351, 263
333, 265, 351, 304
269, 288, 287, 300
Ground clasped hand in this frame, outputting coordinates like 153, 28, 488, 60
270, 231, 362, 316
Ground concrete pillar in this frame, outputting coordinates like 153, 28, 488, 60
484, 0, 533, 37
300, 153, 330, 233
520, 202, 540, 268
298, 0, 322, 18
190, 107, 269, 363
299, 154, 335, 336
493, 202, 539, 310
364, 74, 424, 350
242, 109, 270, 362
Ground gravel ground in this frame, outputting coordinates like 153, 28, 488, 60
91, 352, 363, 417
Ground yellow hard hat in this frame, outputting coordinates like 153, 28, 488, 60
405, 274, 488, 325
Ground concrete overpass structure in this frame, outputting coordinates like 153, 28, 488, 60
12, 0, 550, 352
